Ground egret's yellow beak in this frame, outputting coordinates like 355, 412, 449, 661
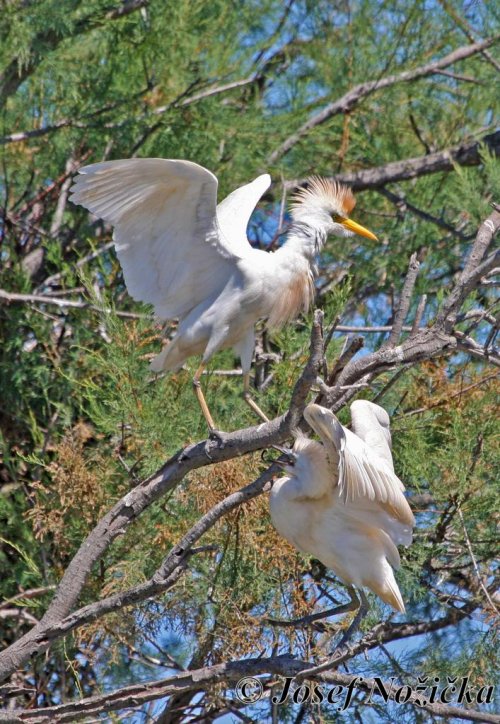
340, 217, 378, 241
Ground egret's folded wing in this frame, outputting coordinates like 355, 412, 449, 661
342, 428, 414, 532
216, 174, 271, 256
303, 404, 414, 536
70, 158, 237, 320
350, 400, 394, 469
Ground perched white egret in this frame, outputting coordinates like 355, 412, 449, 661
269, 402, 414, 613
70, 160, 377, 430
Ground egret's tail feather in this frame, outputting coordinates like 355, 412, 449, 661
368, 572, 405, 613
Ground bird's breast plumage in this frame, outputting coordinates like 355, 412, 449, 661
270, 478, 332, 555
264, 253, 314, 330
234, 251, 314, 330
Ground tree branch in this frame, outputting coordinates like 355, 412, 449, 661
0, 288, 145, 319
437, 210, 500, 330
385, 253, 420, 347
268, 37, 499, 163
0, 312, 324, 683
286, 130, 499, 192
4, 655, 498, 723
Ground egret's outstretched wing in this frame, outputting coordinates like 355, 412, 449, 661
70, 158, 244, 320
216, 174, 271, 256
303, 404, 414, 535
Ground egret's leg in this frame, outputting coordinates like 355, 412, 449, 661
334, 587, 369, 651
288, 588, 369, 680
242, 373, 269, 423
265, 586, 359, 628
193, 363, 216, 431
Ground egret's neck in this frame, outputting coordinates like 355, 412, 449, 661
282, 221, 328, 261
264, 221, 326, 330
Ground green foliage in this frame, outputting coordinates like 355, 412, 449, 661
0, 0, 498, 719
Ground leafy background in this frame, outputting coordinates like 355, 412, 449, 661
0, 0, 498, 721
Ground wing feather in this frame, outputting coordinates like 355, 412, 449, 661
70, 158, 253, 320
216, 174, 271, 257
303, 404, 414, 542
341, 428, 414, 534
350, 400, 394, 469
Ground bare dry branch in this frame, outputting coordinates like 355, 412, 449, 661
437, 210, 500, 330
269, 38, 499, 163
4, 655, 498, 724
326, 336, 364, 388
0, 289, 145, 319
287, 130, 499, 192
386, 253, 420, 347
411, 294, 428, 336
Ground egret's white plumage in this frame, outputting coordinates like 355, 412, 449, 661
269, 402, 414, 612
70, 159, 377, 428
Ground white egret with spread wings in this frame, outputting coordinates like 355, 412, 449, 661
70, 160, 377, 430
270, 402, 414, 614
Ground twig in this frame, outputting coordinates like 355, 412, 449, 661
378, 187, 473, 240
371, 366, 409, 404
323, 315, 340, 352
333, 325, 414, 333
327, 336, 364, 386
454, 331, 500, 367
38, 242, 114, 290
456, 504, 500, 617
0, 610, 38, 626
410, 294, 427, 337
0, 289, 146, 319
435, 68, 484, 84
399, 372, 499, 418
386, 253, 420, 347
438, 0, 500, 73
0, 586, 56, 609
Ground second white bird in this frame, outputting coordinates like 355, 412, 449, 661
269, 401, 415, 612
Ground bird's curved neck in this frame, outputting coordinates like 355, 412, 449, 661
283, 221, 327, 260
